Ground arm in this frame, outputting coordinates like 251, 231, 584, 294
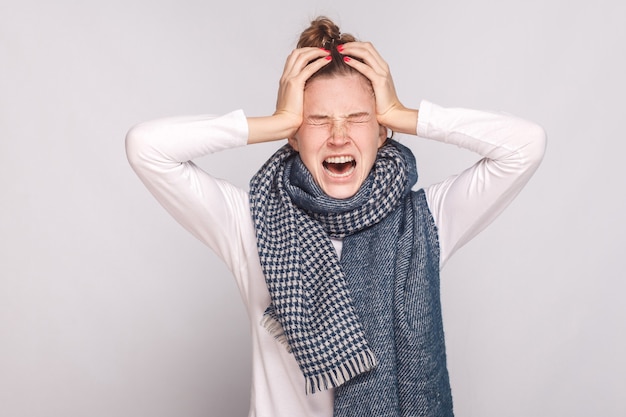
340, 42, 547, 267
248, 47, 332, 144
125, 110, 253, 273
418, 101, 547, 267
125, 48, 332, 269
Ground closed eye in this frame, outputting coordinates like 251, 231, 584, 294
306, 116, 331, 126
346, 112, 371, 124
307, 120, 331, 126
305, 112, 372, 127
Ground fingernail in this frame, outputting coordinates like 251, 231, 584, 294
337, 44, 344, 52
343, 56, 351, 62
325, 55, 332, 61
320, 48, 330, 53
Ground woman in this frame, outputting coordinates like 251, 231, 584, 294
126, 17, 546, 417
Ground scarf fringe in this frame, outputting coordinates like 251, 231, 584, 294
262, 313, 379, 394
305, 349, 378, 394
251, 142, 414, 396
260, 314, 292, 352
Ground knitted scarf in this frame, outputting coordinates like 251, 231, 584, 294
249, 140, 454, 416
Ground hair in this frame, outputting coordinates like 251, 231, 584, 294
297, 16, 363, 83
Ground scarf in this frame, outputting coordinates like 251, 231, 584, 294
249, 140, 454, 416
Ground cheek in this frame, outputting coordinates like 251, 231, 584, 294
353, 124, 384, 151
293, 127, 327, 155
293, 141, 320, 172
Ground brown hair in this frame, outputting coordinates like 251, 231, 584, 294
297, 16, 362, 82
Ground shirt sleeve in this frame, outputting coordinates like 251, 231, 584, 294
125, 110, 254, 279
418, 100, 547, 268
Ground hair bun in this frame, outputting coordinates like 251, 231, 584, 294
297, 16, 356, 49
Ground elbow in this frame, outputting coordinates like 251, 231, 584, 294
525, 122, 548, 167
512, 119, 547, 170
125, 122, 153, 170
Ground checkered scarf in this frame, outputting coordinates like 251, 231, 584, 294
249, 140, 416, 394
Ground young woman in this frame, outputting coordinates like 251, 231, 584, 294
126, 16, 546, 417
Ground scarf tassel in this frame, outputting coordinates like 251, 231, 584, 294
262, 314, 378, 394
260, 314, 292, 352
305, 349, 378, 394
261, 313, 291, 353
262, 314, 379, 393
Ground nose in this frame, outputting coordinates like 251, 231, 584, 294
329, 121, 349, 146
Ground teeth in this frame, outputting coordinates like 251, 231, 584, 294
324, 155, 354, 164
325, 165, 355, 178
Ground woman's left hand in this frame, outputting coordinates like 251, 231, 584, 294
339, 42, 418, 135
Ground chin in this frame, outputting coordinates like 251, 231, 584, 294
321, 184, 360, 200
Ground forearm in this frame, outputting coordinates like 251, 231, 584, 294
246, 114, 299, 144
125, 110, 248, 171
125, 110, 252, 266
419, 100, 547, 267
382, 107, 419, 136
417, 101, 546, 168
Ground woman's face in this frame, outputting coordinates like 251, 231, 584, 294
289, 73, 387, 199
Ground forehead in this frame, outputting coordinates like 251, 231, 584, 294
303, 74, 375, 116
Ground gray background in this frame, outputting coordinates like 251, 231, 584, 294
1, 0, 624, 416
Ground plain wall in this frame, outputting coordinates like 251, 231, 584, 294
1, 0, 624, 416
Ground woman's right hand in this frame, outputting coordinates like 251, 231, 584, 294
247, 48, 331, 144
339, 42, 418, 135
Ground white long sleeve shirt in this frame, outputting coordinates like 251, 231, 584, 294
125, 100, 546, 417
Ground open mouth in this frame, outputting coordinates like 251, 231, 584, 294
323, 155, 356, 178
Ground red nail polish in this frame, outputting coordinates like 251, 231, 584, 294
325, 55, 332, 61
337, 44, 344, 52
320, 48, 330, 53
343, 56, 351, 62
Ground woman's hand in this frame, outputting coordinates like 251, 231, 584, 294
339, 42, 418, 135
247, 48, 331, 144
275, 47, 331, 132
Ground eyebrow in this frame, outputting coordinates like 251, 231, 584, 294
307, 112, 371, 121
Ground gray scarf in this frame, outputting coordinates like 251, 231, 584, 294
250, 140, 454, 416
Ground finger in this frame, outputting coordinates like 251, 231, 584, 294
339, 42, 388, 73
342, 54, 389, 90
340, 43, 393, 92
342, 55, 377, 78
275, 48, 331, 111
299, 53, 332, 80
282, 47, 330, 79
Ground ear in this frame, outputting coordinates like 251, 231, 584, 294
288, 135, 300, 151
377, 124, 388, 147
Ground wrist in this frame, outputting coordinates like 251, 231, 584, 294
379, 107, 418, 135
247, 114, 301, 144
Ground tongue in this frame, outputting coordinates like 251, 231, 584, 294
327, 162, 352, 175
